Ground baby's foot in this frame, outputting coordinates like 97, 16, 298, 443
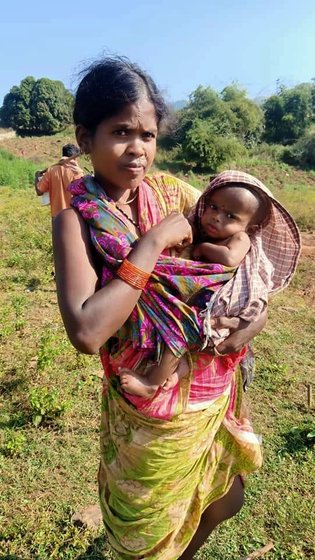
119, 368, 159, 398
162, 356, 190, 391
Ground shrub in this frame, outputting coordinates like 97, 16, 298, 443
1, 431, 26, 456
28, 387, 69, 427
182, 118, 247, 171
282, 132, 315, 168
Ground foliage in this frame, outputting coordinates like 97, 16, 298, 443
0, 76, 73, 134
182, 118, 247, 170
28, 387, 69, 426
221, 84, 264, 143
169, 84, 262, 171
282, 130, 315, 168
263, 83, 314, 144
1, 431, 26, 456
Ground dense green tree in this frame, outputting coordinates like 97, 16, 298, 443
264, 84, 314, 144
173, 84, 259, 170
221, 84, 264, 143
0, 76, 35, 130
0, 77, 73, 134
176, 86, 237, 144
29, 78, 73, 133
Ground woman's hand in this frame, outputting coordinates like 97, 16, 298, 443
148, 212, 193, 250
211, 309, 268, 354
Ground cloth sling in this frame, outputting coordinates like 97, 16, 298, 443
70, 175, 234, 360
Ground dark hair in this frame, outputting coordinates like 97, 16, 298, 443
73, 56, 169, 133
62, 144, 80, 157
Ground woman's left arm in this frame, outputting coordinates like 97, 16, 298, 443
211, 309, 268, 354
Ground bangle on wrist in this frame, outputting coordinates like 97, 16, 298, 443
117, 259, 150, 290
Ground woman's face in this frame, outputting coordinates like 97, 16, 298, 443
77, 98, 158, 197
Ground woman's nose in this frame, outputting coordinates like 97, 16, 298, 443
126, 137, 145, 157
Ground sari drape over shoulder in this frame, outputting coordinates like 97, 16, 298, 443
69, 173, 299, 560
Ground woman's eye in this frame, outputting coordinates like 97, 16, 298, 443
143, 132, 156, 139
209, 204, 217, 210
114, 129, 127, 136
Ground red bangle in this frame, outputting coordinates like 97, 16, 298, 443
117, 259, 150, 290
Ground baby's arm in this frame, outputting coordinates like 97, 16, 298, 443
193, 231, 251, 267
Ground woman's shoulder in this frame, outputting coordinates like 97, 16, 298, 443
144, 172, 201, 216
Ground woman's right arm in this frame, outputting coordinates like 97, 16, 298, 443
53, 208, 192, 354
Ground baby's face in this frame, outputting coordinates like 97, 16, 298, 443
201, 186, 259, 240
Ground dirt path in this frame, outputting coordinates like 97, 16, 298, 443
0, 130, 16, 141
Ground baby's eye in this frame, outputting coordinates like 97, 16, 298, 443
227, 213, 236, 219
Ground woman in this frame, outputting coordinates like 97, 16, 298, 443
53, 57, 270, 559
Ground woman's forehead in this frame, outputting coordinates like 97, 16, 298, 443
106, 99, 158, 129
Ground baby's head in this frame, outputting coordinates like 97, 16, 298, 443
200, 183, 268, 241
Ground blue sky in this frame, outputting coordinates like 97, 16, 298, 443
1, 0, 315, 106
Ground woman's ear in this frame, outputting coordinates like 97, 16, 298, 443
75, 125, 92, 155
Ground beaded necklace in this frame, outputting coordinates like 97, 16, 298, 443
115, 190, 139, 229
116, 205, 140, 229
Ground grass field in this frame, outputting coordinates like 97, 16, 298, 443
0, 140, 314, 559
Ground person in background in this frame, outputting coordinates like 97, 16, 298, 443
35, 144, 84, 218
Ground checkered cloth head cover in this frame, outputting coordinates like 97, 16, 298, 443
194, 170, 301, 329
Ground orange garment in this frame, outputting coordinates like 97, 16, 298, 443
38, 157, 84, 217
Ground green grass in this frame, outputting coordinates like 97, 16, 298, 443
0, 155, 314, 558
0, 149, 39, 190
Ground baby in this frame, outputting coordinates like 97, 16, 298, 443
120, 181, 268, 398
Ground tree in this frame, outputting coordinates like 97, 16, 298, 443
176, 86, 237, 145
172, 84, 259, 170
0, 76, 35, 130
264, 84, 314, 144
221, 84, 264, 144
0, 77, 73, 134
29, 78, 73, 133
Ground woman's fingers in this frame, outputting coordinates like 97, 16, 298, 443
215, 331, 246, 354
153, 212, 193, 249
214, 309, 268, 354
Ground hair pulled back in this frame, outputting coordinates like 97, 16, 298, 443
73, 56, 169, 133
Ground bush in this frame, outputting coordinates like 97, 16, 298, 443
1, 431, 26, 456
28, 387, 69, 426
282, 132, 315, 168
182, 118, 247, 171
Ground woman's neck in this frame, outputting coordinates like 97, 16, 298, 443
94, 173, 139, 204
